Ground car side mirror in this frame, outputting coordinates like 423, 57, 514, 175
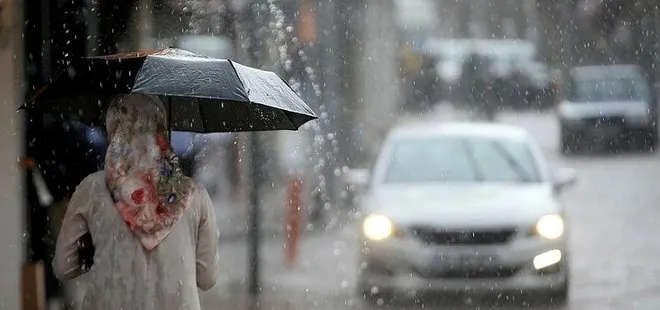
343, 168, 370, 189
339, 168, 371, 211
552, 167, 578, 193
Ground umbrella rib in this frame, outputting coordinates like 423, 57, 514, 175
26, 69, 69, 104
130, 56, 150, 94
227, 60, 249, 98
197, 98, 209, 133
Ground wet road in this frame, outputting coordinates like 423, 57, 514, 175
204, 106, 660, 310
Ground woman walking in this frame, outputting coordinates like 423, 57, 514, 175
53, 94, 220, 310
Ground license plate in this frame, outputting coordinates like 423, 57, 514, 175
592, 123, 622, 136
431, 252, 499, 270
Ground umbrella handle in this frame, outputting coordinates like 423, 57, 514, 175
19, 158, 54, 207
32, 167, 54, 207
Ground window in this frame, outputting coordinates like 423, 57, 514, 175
571, 77, 650, 102
383, 136, 540, 184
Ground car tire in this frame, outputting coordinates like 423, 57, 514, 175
630, 128, 657, 152
646, 127, 658, 151
560, 126, 577, 155
536, 276, 569, 308
358, 285, 393, 306
548, 283, 569, 307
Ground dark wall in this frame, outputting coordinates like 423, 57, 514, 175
97, 1, 136, 55
24, 0, 138, 96
22, 0, 137, 262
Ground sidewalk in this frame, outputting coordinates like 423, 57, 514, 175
200, 223, 360, 309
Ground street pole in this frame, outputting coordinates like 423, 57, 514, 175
242, 0, 263, 297
653, 1, 660, 86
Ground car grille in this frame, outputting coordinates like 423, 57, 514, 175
584, 116, 624, 128
415, 265, 522, 279
411, 227, 518, 245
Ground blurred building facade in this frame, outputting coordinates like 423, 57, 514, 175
1, 1, 25, 309
434, 0, 534, 40
537, 0, 660, 82
431, 0, 659, 82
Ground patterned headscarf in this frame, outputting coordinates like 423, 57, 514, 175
105, 94, 196, 251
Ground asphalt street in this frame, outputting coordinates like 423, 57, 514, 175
201, 105, 660, 310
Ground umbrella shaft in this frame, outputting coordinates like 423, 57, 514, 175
248, 131, 262, 296
168, 97, 172, 143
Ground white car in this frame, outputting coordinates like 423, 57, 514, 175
355, 122, 577, 305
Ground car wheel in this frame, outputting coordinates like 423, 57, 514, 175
358, 285, 393, 306
538, 277, 569, 307
630, 128, 657, 152
560, 126, 577, 154
645, 127, 658, 151
547, 284, 569, 307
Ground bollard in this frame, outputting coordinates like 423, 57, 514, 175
285, 176, 303, 267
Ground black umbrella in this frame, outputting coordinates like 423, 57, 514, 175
22, 48, 317, 132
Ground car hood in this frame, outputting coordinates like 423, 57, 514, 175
363, 183, 559, 228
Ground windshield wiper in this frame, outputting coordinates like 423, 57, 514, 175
490, 141, 533, 183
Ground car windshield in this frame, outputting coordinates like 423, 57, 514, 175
382, 136, 541, 184
571, 77, 650, 101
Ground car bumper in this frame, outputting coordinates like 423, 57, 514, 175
561, 118, 658, 147
360, 267, 567, 296
561, 117, 655, 134
358, 237, 568, 295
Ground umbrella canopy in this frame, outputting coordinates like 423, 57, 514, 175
22, 48, 317, 132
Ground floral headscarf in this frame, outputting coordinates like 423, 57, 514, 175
105, 94, 196, 251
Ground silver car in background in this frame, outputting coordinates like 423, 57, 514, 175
356, 122, 577, 305
557, 65, 658, 153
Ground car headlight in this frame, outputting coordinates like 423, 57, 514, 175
363, 214, 393, 241
535, 214, 564, 240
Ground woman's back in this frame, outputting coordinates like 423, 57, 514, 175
54, 172, 219, 310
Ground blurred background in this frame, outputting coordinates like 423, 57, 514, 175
2, 0, 660, 309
